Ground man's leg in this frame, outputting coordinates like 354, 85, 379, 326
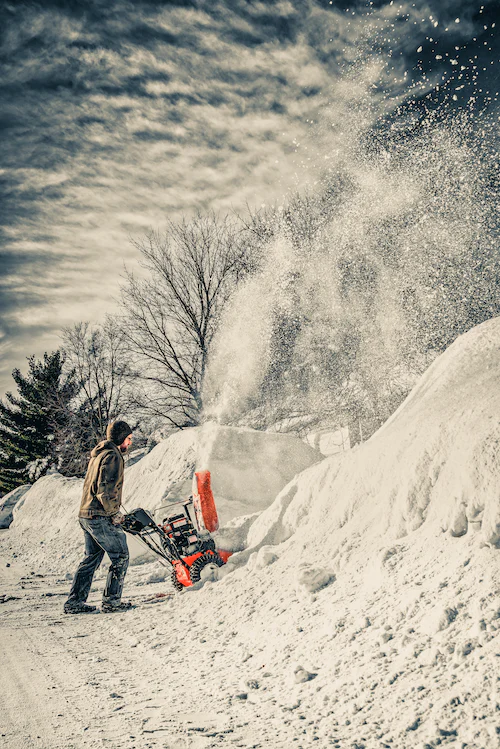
94, 518, 130, 608
65, 520, 105, 609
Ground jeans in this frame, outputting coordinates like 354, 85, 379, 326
66, 516, 129, 607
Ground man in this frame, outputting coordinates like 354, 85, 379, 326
64, 420, 133, 614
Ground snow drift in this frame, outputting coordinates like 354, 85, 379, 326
242, 317, 500, 568
0, 485, 30, 529
185, 318, 500, 748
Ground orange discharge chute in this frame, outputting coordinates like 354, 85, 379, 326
192, 470, 219, 533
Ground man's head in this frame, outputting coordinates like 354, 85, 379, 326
106, 420, 133, 453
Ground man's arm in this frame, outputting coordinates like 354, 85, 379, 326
96, 452, 122, 515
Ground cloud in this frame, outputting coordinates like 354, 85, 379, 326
0, 0, 497, 395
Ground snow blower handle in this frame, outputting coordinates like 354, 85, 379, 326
120, 506, 191, 571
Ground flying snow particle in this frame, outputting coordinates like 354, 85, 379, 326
417, 46, 423, 53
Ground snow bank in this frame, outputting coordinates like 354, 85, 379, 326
0, 485, 31, 528
5, 424, 320, 572
125, 421, 320, 524
242, 317, 500, 570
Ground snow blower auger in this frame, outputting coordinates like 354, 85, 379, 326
122, 470, 231, 592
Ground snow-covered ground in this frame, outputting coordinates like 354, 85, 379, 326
1, 319, 500, 748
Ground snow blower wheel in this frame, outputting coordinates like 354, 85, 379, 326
188, 552, 224, 584
171, 569, 185, 592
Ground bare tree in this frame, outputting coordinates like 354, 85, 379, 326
121, 212, 251, 429
62, 319, 133, 446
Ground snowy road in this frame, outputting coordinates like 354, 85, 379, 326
0, 559, 197, 749
0, 560, 121, 749
3, 528, 500, 749
0, 549, 298, 749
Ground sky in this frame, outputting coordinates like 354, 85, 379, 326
0, 0, 498, 397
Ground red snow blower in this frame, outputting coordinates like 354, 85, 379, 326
122, 471, 232, 591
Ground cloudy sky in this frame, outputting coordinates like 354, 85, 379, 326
0, 0, 498, 397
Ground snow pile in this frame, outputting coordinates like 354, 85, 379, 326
126, 421, 321, 524
0, 485, 30, 528
6, 424, 320, 572
182, 316, 499, 747
241, 316, 500, 568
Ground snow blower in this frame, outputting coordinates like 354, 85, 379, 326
122, 470, 231, 591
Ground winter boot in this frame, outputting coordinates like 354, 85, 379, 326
101, 600, 134, 613
64, 602, 97, 614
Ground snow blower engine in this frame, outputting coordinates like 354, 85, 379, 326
122, 471, 231, 591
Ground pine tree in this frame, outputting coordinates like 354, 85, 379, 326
0, 352, 77, 494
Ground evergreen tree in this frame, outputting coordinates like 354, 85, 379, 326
0, 352, 77, 494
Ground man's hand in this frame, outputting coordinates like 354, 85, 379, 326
111, 512, 125, 525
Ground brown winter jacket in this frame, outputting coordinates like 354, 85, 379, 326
79, 440, 125, 518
